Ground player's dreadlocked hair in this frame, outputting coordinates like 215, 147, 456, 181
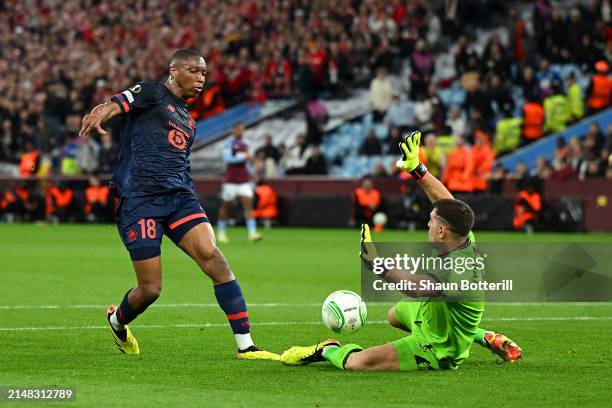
433, 199, 474, 238
169, 49, 201, 67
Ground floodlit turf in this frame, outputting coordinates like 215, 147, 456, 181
1, 224, 611, 407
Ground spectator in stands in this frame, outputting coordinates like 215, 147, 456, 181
488, 163, 508, 194
551, 156, 576, 181
513, 182, 542, 233
442, 136, 474, 194
305, 146, 328, 175
472, 133, 495, 193
536, 58, 562, 98
532, 156, 553, 179
252, 179, 279, 229
257, 135, 282, 163
421, 133, 444, 178
371, 162, 390, 179
98, 132, 119, 174
1, 181, 44, 222
305, 99, 328, 145
78, 133, 100, 175
494, 103, 522, 155
360, 129, 383, 156
387, 127, 404, 156
522, 93, 545, 143
0, 119, 17, 163
544, 79, 570, 134
369, 67, 392, 123
46, 181, 79, 223
519, 65, 539, 100
84, 175, 111, 223
446, 106, 467, 138
282, 134, 311, 175
486, 74, 514, 113
509, 162, 532, 191
414, 92, 434, 134
565, 72, 584, 122
409, 40, 434, 98
18, 142, 41, 177
351, 176, 382, 227
384, 94, 415, 132
586, 60, 612, 113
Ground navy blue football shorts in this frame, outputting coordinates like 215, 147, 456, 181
116, 190, 209, 261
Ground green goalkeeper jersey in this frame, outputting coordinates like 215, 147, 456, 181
410, 231, 485, 368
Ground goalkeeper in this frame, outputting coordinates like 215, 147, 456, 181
281, 131, 522, 371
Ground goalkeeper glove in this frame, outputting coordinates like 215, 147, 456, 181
396, 130, 428, 180
360, 224, 383, 275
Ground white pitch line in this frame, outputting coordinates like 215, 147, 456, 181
0, 302, 610, 310
0, 316, 611, 332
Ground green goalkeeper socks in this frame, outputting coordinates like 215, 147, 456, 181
474, 328, 492, 348
322, 344, 363, 370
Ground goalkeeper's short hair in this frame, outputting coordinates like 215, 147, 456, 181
434, 199, 474, 237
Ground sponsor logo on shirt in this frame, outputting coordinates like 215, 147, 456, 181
167, 104, 176, 113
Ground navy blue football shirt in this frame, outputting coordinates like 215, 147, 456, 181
110, 81, 197, 197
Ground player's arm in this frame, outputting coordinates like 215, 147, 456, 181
396, 131, 453, 203
79, 102, 122, 137
360, 224, 441, 298
223, 140, 248, 164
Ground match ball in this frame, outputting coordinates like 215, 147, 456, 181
373, 212, 388, 227
322, 290, 367, 334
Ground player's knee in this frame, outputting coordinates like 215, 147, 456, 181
387, 307, 398, 326
141, 283, 162, 302
195, 241, 218, 261
344, 351, 372, 370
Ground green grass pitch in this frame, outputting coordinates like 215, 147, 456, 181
1, 225, 611, 407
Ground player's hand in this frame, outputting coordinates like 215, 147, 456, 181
396, 130, 421, 172
359, 224, 379, 265
79, 110, 107, 138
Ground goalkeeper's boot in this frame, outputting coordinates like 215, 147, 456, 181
484, 332, 522, 363
106, 305, 140, 355
236, 345, 280, 361
248, 232, 263, 242
281, 339, 341, 366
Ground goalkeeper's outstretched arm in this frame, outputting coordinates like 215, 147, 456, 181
395, 131, 454, 204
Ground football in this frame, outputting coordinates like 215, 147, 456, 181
321, 290, 367, 334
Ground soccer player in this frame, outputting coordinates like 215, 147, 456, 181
281, 131, 521, 371
79, 49, 277, 360
216, 122, 262, 243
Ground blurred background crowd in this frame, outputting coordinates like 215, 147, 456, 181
1, 0, 611, 228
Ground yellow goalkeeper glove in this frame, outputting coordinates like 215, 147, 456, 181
396, 130, 428, 180
360, 223, 378, 267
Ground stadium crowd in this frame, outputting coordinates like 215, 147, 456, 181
1, 0, 612, 227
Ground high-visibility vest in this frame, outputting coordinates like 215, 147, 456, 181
84, 185, 110, 213
543, 94, 569, 133
513, 190, 542, 229
46, 186, 73, 214
354, 187, 381, 219
494, 117, 522, 154
442, 145, 474, 192
252, 185, 279, 219
587, 74, 612, 110
19, 151, 40, 177
522, 102, 544, 140
189, 84, 225, 119
567, 83, 584, 120
472, 142, 495, 191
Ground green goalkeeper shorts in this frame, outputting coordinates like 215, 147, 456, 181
392, 302, 454, 371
